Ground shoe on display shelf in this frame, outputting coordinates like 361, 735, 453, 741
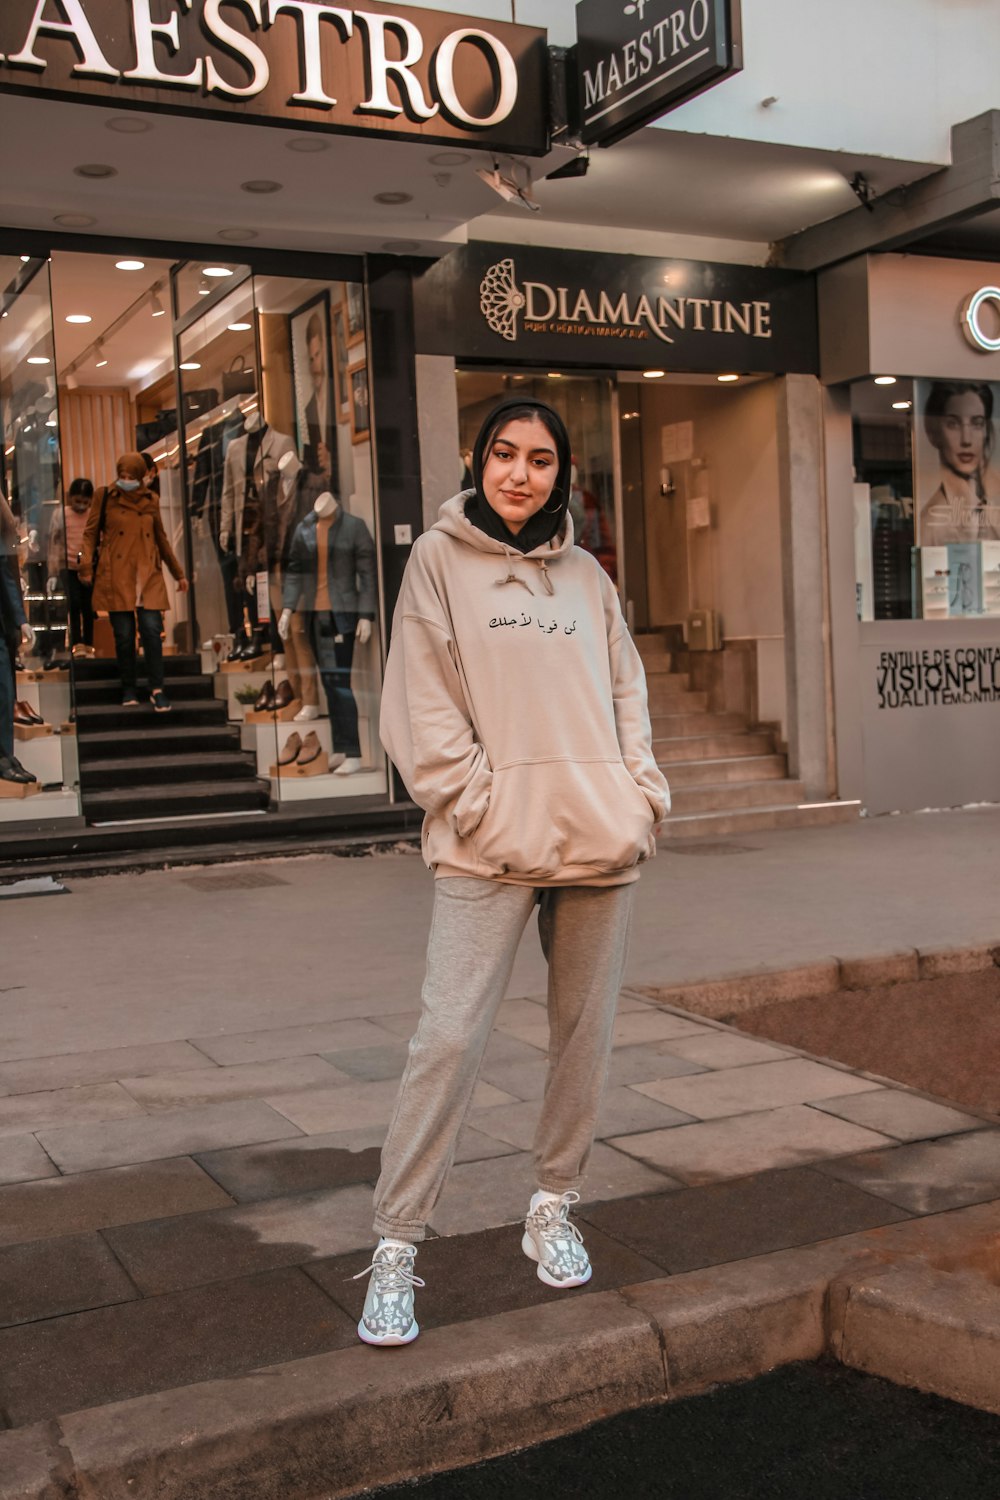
0, 755, 33, 784
354, 1241, 423, 1347
293, 703, 320, 722
10, 757, 37, 783
296, 731, 323, 766
333, 757, 364, 776
253, 680, 276, 713
273, 679, 296, 711
522, 1191, 592, 1289
277, 732, 302, 766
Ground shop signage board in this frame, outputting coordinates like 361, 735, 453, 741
0, 0, 548, 153
574, 0, 741, 148
413, 242, 818, 374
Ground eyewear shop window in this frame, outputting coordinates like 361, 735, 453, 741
0, 251, 386, 829
852, 377, 1000, 622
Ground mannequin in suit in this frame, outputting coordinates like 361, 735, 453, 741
280, 491, 375, 775
220, 414, 294, 659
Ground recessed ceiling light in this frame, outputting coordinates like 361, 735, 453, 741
286, 136, 330, 153
380, 240, 421, 253
202, 266, 234, 278
547, 372, 564, 379
717, 373, 739, 382
27, 356, 50, 365
53, 213, 96, 228
116, 259, 145, 271
106, 115, 152, 133
241, 179, 282, 194
874, 375, 897, 385
228, 321, 252, 331
74, 163, 117, 179
892, 400, 912, 410
179, 361, 201, 370
217, 228, 258, 242
428, 151, 471, 166
65, 314, 92, 324
374, 191, 412, 205
643, 370, 665, 379
197, 280, 211, 296
150, 292, 165, 317
94, 341, 107, 367
20, 255, 31, 263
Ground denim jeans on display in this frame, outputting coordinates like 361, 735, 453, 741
309, 612, 360, 757
109, 608, 165, 694
0, 636, 14, 757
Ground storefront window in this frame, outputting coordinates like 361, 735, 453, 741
852, 375, 1000, 621
177, 268, 386, 807
455, 370, 620, 583
0, 255, 80, 822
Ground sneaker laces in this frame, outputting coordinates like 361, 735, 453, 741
351, 1245, 425, 1294
526, 1191, 585, 1244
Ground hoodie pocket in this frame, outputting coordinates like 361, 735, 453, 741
472, 758, 655, 879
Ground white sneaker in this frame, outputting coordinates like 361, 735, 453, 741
354, 1241, 424, 1346
334, 756, 364, 775
293, 703, 321, 722
522, 1191, 592, 1289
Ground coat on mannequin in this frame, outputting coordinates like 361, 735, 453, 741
280, 491, 375, 774
219, 415, 295, 556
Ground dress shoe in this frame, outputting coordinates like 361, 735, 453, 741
334, 757, 364, 776
296, 731, 323, 767
273, 679, 295, 711
13, 701, 43, 726
0, 754, 32, 783
253, 680, 276, 713
10, 756, 36, 783
277, 732, 302, 766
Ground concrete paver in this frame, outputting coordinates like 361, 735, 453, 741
658, 1033, 795, 1069
264, 1076, 516, 1135
632, 1057, 883, 1120
809, 1089, 987, 1142
36, 1099, 303, 1174
0, 1233, 136, 1328
0, 1158, 233, 1246
0, 1039, 215, 1095
119, 1055, 350, 1109
0, 1134, 59, 1186
0, 1082, 143, 1138
188, 1017, 396, 1067
817, 1127, 1000, 1213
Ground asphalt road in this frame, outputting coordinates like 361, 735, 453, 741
360, 1361, 1000, 1500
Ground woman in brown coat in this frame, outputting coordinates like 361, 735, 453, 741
79, 452, 188, 711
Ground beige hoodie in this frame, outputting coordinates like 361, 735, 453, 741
380, 493, 671, 886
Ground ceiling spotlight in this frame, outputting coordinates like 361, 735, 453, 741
428, 150, 471, 166
53, 213, 96, 228
643, 369, 665, 379
547, 373, 563, 379
545, 153, 590, 182
150, 291, 166, 317
241, 179, 282, 194
380, 239, 421, 253
116, 259, 145, 271
74, 163, 117, 178
374, 190, 413, 205
106, 116, 152, 133
874, 375, 897, 385
179, 361, 201, 370
94, 341, 108, 367
717, 373, 740, 382
218, 228, 258, 242
66, 314, 92, 324
197, 279, 211, 296
228, 321, 252, 331
46, 418, 58, 427
20, 255, 31, 263
202, 266, 234, 278
286, 136, 330, 153
66, 371, 79, 389
475, 160, 539, 213
892, 400, 912, 410
27, 356, 50, 365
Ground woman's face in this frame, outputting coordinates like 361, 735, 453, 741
481, 417, 558, 534
936, 392, 987, 478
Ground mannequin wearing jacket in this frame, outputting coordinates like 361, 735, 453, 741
0, 492, 37, 783
220, 415, 294, 656
280, 492, 375, 772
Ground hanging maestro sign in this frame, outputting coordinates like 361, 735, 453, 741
0, 0, 548, 153
574, 0, 741, 147
413, 242, 818, 374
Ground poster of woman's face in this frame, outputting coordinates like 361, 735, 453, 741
290, 292, 334, 476
349, 360, 370, 445
916, 379, 1000, 547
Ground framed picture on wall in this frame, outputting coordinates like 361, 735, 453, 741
348, 360, 370, 445
331, 301, 349, 423
914, 378, 1000, 547
289, 290, 334, 477
346, 282, 365, 346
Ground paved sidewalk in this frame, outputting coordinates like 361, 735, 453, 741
0, 808, 998, 1447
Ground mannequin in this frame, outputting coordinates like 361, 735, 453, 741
280, 490, 375, 774
0, 494, 39, 783
220, 413, 295, 660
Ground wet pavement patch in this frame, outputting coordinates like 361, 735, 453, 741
359, 1360, 1000, 1500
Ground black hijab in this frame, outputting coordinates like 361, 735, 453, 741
465, 398, 572, 555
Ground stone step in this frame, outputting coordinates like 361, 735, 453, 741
82, 752, 259, 789
663, 755, 790, 787
647, 684, 705, 713
654, 730, 777, 763
73, 675, 216, 705
651, 711, 747, 737
668, 778, 807, 815
661, 799, 862, 840
82, 778, 271, 823
77, 724, 244, 761
75, 699, 230, 733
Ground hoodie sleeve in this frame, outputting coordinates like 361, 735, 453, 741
602, 579, 671, 822
379, 541, 492, 836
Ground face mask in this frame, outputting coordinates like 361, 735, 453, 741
117, 478, 140, 491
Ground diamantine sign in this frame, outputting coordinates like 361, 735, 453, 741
415, 243, 817, 374
0, 0, 548, 153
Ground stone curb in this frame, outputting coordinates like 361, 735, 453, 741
3, 1201, 999, 1500
633, 941, 1000, 1018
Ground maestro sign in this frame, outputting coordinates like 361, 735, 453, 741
0, 0, 548, 153
574, 0, 741, 148
414, 243, 818, 374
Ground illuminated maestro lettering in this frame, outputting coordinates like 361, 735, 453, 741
0, 0, 520, 127
960, 286, 1000, 353
521, 279, 772, 345
583, 0, 710, 114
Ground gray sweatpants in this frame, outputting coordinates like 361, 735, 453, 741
372, 876, 635, 1242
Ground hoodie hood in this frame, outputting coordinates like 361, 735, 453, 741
433, 492, 574, 596
465, 398, 573, 555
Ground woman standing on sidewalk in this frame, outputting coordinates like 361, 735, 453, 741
79, 452, 187, 711
356, 398, 670, 1346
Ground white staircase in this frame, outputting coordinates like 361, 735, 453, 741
637, 634, 859, 840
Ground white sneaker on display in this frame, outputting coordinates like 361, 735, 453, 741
328, 753, 346, 771
522, 1191, 592, 1289
293, 703, 321, 721
354, 1240, 424, 1346
272, 654, 286, 670
334, 757, 364, 776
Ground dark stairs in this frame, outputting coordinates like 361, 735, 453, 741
74, 655, 270, 823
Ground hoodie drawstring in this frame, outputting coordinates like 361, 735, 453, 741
495, 545, 556, 596
538, 559, 554, 596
